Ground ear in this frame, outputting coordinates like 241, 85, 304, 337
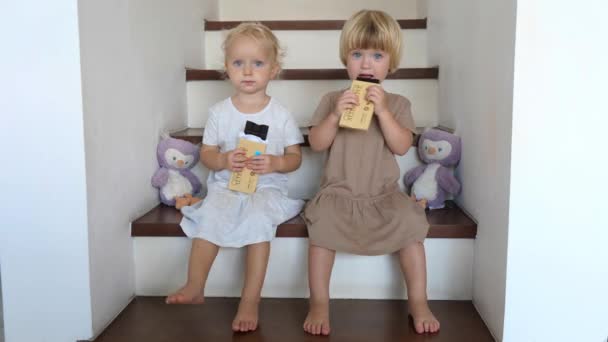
270, 63, 280, 80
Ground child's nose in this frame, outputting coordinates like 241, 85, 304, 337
362, 55, 371, 68
243, 64, 252, 75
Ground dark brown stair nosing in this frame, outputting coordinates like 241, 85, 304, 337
131, 201, 477, 239
204, 19, 427, 31
170, 127, 436, 147
171, 128, 313, 147
185, 68, 439, 81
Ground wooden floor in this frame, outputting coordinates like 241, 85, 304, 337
94, 297, 494, 342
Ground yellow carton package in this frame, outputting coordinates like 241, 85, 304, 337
228, 121, 269, 194
339, 77, 380, 130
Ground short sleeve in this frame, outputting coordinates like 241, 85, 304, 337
392, 95, 417, 134
202, 108, 219, 146
282, 114, 304, 147
309, 92, 336, 127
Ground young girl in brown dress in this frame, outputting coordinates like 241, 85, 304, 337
302, 9, 440, 335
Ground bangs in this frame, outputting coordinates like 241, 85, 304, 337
345, 22, 392, 52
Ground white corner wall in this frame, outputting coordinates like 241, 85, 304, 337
0, 1, 93, 341
219, 0, 420, 20
427, 0, 517, 340
77, 0, 217, 336
504, 1, 608, 341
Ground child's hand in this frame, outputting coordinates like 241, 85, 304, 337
246, 154, 277, 174
366, 86, 390, 117
332, 90, 359, 117
225, 148, 247, 172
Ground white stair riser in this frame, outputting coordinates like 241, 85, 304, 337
134, 238, 474, 300
218, 0, 421, 20
187, 79, 438, 128
204, 30, 429, 69
191, 146, 423, 200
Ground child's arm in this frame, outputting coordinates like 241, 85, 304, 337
247, 144, 302, 174
200, 144, 247, 172
367, 86, 414, 155
309, 90, 358, 151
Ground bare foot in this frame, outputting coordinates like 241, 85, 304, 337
232, 298, 259, 332
409, 300, 440, 334
165, 284, 205, 304
303, 299, 330, 335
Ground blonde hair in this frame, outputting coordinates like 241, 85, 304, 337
222, 22, 284, 70
339, 10, 402, 73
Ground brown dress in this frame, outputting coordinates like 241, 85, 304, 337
303, 90, 429, 256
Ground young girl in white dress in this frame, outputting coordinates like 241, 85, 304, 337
166, 22, 304, 333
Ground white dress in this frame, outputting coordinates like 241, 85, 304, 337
180, 97, 305, 247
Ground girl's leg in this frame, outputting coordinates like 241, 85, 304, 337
166, 238, 219, 304
232, 241, 270, 332
398, 242, 440, 333
303, 245, 335, 336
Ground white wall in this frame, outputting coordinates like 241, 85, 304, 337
1, 272, 4, 341
417, 0, 428, 18
219, 0, 420, 20
0, 1, 94, 341
503, 1, 608, 341
427, 0, 517, 340
77, 0, 217, 336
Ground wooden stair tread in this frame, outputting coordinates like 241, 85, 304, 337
131, 200, 477, 239
170, 127, 429, 146
205, 19, 427, 31
186, 68, 438, 81
92, 297, 494, 342
171, 127, 312, 146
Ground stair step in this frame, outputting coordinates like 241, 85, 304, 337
170, 127, 427, 147
131, 201, 477, 239
203, 26, 429, 69
186, 79, 438, 127
204, 19, 428, 30
93, 297, 494, 342
186, 68, 438, 81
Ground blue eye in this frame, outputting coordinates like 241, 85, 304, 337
232, 60, 242, 67
254, 60, 264, 67
373, 53, 384, 60
351, 51, 362, 59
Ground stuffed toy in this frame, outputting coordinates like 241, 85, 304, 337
151, 137, 202, 209
404, 128, 462, 209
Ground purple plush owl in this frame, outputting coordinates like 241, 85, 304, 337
151, 137, 202, 208
404, 129, 462, 209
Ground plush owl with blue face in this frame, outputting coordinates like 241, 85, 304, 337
151, 137, 202, 208
404, 129, 462, 209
